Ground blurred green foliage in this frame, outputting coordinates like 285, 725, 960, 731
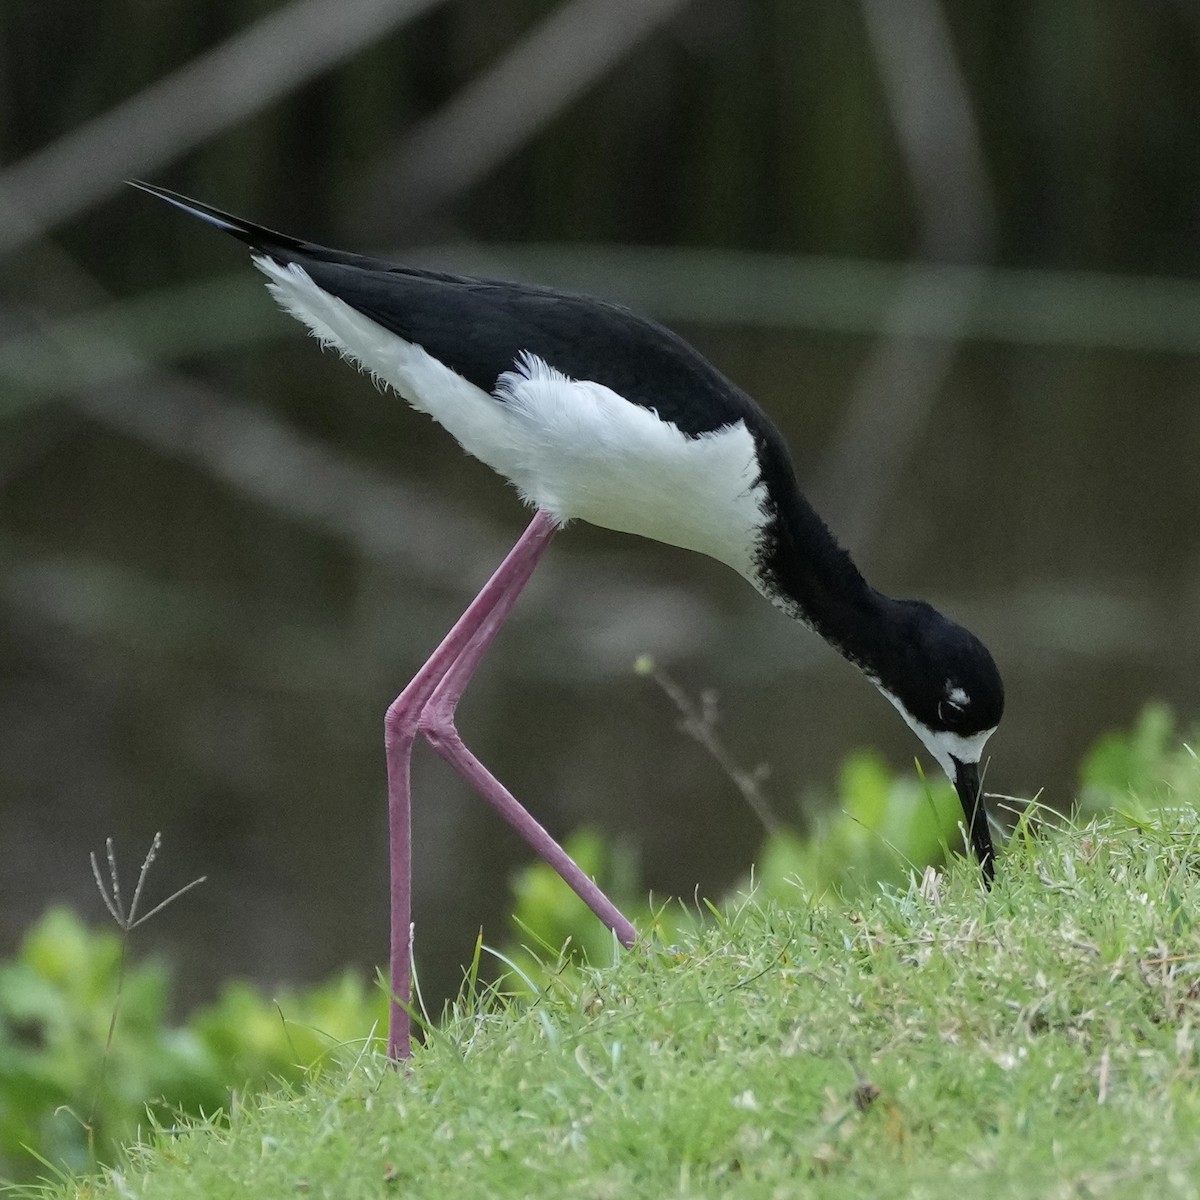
744, 750, 961, 898
1078, 702, 1198, 819
0, 909, 384, 1182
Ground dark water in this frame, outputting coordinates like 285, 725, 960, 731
3, 323, 1198, 1010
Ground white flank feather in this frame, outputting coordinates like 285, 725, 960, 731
255, 258, 770, 579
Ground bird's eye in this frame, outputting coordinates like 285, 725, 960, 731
939, 688, 969, 724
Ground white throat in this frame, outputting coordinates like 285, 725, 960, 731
877, 687, 995, 782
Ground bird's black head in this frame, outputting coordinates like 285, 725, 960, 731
880, 600, 1004, 738
872, 599, 1004, 881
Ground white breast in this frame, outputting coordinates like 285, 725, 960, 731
257, 259, 771, 581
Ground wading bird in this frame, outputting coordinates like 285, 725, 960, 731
132, 182, 1004, 1059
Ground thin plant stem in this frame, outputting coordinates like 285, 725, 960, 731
86, 834, 207, 1138
636, 656, 782, 835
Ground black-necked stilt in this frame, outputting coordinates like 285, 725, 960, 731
131, 181, 1004, 1059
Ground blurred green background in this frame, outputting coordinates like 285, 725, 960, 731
2, 0, 1198, 1010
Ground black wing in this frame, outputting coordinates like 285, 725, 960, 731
130, 182, 774, 441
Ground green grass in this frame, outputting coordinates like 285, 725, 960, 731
23, 803, 1200, 1200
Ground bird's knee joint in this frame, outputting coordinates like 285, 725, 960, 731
417, 705, 457, 745
384, 697, 422, 743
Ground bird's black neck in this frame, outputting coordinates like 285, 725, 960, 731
761, 516, 889, 673
754, 448, 896, 680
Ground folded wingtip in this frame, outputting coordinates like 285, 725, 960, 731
126, 181, 294, 253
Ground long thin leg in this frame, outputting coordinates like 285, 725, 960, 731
384, 510, 636, 1059
419, 555, 638, 938
384, 511, 556, 1059
420, 625, 639, 940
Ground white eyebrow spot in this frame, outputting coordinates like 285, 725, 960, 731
947, 685, 969, 707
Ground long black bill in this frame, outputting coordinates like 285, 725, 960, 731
952, 757, 995, 886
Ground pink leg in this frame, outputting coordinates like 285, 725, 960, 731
384, 510, 636, 1059
419, 619, 639, 944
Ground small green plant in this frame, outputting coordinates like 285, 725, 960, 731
744, 749, 962, 899
498, 830, 690, 994
634, 659, 967, 896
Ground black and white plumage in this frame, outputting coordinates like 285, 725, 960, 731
135, 182, 1005, 1058
132, 181, 1004, 869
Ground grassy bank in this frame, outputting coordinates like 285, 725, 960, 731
27, 802, 1200, 1200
